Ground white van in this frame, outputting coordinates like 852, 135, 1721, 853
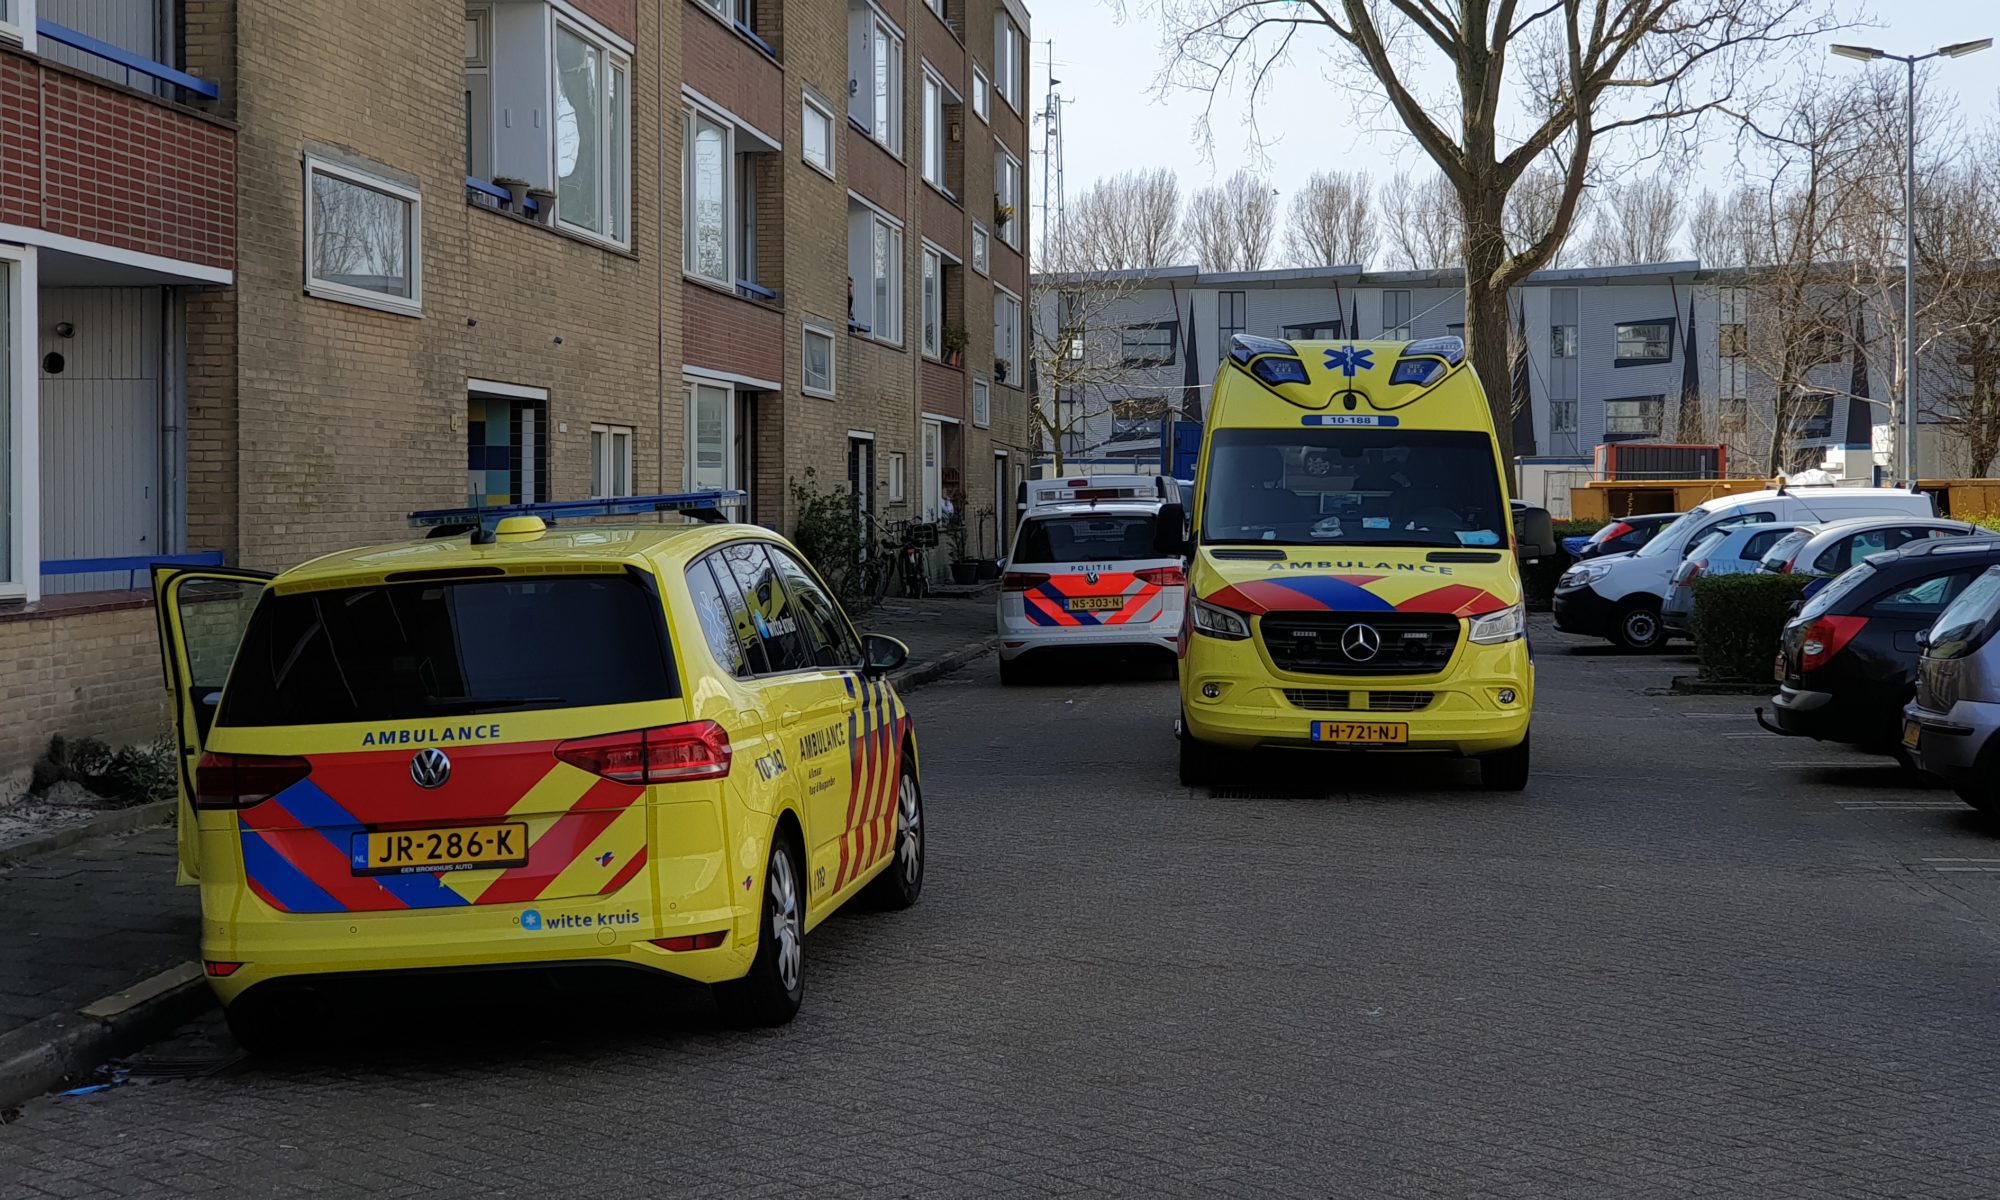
1553, 487, 1936, 650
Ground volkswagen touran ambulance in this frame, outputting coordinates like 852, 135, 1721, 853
996, 475, 1186, 684
153, 493, 923, 1050
1171, 335, 1536, 791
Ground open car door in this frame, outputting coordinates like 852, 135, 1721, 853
152, 565, 273, 885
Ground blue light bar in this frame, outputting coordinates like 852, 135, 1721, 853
1390, 359, 1447, 388
1252, 356, 1310, 386
408, 490, 749, 529
1229, 333, 1295, 364
1401, 335, 1466, 365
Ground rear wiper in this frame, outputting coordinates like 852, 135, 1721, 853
417, 696, 564, 714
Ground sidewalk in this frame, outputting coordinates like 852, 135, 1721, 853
0, 590, 995, 1105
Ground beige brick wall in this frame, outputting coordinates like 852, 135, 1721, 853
0, 605, 170, 791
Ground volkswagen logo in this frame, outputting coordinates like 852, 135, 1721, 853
1085, 571, 1101, 585
409, 748, 452, 790
1340, 623, 1382, 662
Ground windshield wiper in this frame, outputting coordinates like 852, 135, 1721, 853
417, 696, 565, 714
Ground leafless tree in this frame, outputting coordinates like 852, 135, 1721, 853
1140, 0, 1843, 470
1579, 173, 1685, 265
1283, 170, 1375, 267
1687, 188, 1758, 268
1902, 154, 2000, 476
1048, 168, 1189, 272
1029, 274, 1181, 472
1505, 163, 1586, 268
1185, 170, 1279, 271
1379, 171, 1461, 270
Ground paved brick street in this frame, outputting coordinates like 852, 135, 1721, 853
7, 619, 2000, 1196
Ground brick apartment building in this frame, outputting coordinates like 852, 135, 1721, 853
0, 0, 1032, 782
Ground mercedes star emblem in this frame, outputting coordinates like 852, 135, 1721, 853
410, 747, 452, 790
1340, 624, 1383, 662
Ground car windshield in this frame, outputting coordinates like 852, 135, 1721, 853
1798, 563, 1877, 620
1927, 566, 2000, 659
217, 572, 678, 726
1200, 428, 1506, 548
1635, 509, 1708, 557
1015, 514, 1159, 564
1760, 530, 1813, 570
1685, 528, 1731, 561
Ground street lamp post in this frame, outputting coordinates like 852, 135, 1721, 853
1830, 38, 1992, 486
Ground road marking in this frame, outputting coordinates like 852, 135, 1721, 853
1681, 712, 1749, 720
1837, 803, 1964, 811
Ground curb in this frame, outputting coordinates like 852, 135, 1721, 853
0, 962, 213, 1108
0, 800, 175, 865
892, 637, 997, 692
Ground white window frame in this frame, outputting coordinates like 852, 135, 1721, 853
851, 197, 905, 346
590, 423, 633, 498
0, 245, 33, 600
683, 105, 735, 287
921, 246, 943, 359
971, 65, 989, 123
0, 0, 35, 51
995, 145, 1022, 250
694, 0, 751, 22
802, 90, 837, 179
303, 156, 423, 317
925, 0, 945, 19
803, 323, 837, 398
971, 222, 990, 276
551, 14, 632, 248
855, 6, 904, 155
686, 379, 737, 491
994, 12, 1021, 111
994, 285, 1022, 384
887, 450, 908, 504
921, 69, 948, 190
972, 375, 991, 429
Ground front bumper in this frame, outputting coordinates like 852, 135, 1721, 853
1552, 583, 1616, 637
996, 619, 1179, 661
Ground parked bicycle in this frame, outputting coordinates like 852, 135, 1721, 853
860, 516, 935, 602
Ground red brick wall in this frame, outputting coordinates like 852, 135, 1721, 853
573, 0, 638, 43
844, 124, 906, 219
0, 49, 235, 270
681, 4, 781, 137
683, 282, 784, 384
922, 359, 966, 421
922, 187, 964, 259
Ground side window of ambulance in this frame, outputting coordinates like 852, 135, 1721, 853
705, 550, 770, 678
686, 559, 748, 677
720, 542, 812, 673
768, 547, 863, 668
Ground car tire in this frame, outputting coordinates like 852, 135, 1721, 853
999, 656, 1030, 686
1179, 718, 1223, 788
223, 994, 292, 1057
714, 834, 806, 1028
863, 762, 924, 910
1611, 600, 1666, 652
1479, 733, 1531, 792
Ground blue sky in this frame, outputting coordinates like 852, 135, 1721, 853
1028, 1, 1998, 251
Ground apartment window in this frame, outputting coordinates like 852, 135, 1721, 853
1284, 321, 1342, 340
1550, 324, 1578, 358
1121, 323, 1176, 367
921, 247, 943, 358
304, 157, 421, 316
888, 451, 907, 503
1549, 399, 1577, 435
1614, 320, 1674, 364
1382, 290, 1412, 339
1720, 398, 1749, 434
464, 10, 490, 177
0, 257, 11, 589
555, 21, 629, 242
1719, 356, 1747, 400
972, 65, 990, 122
994, 12, 1022, 110
1604, 395, 1665, 440
925, 0, 945, 18
995, 149, 1022, 249
1112, 397, 1165, 443
684, 109, 730, 285
848, 3, 903, 154
1218, 291, 1246, 346
921, 71, 950, 191
590, 424, 633, 498
994, 288, 1022, 382
803, 91, 836, 178
688, 382, 733, 490
1718, 287, 1747, 326
695, 0, 753, 19
972, 377, 991, 429
849, 201, 903, 342
971, 222, 991, 276
1717, 322, 1747, 358
804, 325, 836, 398
0, 0, 23, 42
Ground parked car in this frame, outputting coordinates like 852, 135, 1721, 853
1553, 487, 1936, 652
1757, 517, 1976, 593
1904, 563, 2000, 811
1764, 537, 2000, 754
1561, 513, 1680, 562
1662, 521, 1807, 638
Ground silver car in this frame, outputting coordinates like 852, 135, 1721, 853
1759, 516, 1976, 579
1663, 521, 1806, 637
1904, 563, 2000, 813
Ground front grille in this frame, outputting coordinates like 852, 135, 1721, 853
1283, 689, 1436, 712
1261, 611, 1461, 677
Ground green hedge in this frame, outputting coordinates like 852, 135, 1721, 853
1690, 572, 1812, 683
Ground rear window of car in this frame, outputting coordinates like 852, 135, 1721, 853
1799, 563, 1876, 620
1015, 514, 1159, 563
1760, 530, 1812, 571
1929, 566, 2000, 659
217, 572, 677, 727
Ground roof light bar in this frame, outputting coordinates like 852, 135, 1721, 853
409, 490, 749, 530
1401, 335, 1465, 366
1229, 333, 1296, 364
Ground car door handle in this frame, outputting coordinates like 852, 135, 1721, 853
782, 711, 802, 722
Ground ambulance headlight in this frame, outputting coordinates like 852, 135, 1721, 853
1468, 603, 1527, 645
1191, 598, 1252, 641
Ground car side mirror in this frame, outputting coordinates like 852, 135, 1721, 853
1513, 506, 1556, 562
1155, 503, 1190, 558
862, 633, 909, 678
1916, 628, 1931, 649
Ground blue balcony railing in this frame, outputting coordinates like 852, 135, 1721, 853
36, 20, 219, 100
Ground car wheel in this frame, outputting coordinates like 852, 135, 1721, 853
1179, 717, 1223, 787
999, 656, 1030, 686
863, 763, 924, 910
714, 835, 805, 1028
223, 994, 292, 1057
1479, 733, 1531, 792
1611, 600, 1665, 652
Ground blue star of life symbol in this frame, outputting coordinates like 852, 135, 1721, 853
1324, 345, 1375, 378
